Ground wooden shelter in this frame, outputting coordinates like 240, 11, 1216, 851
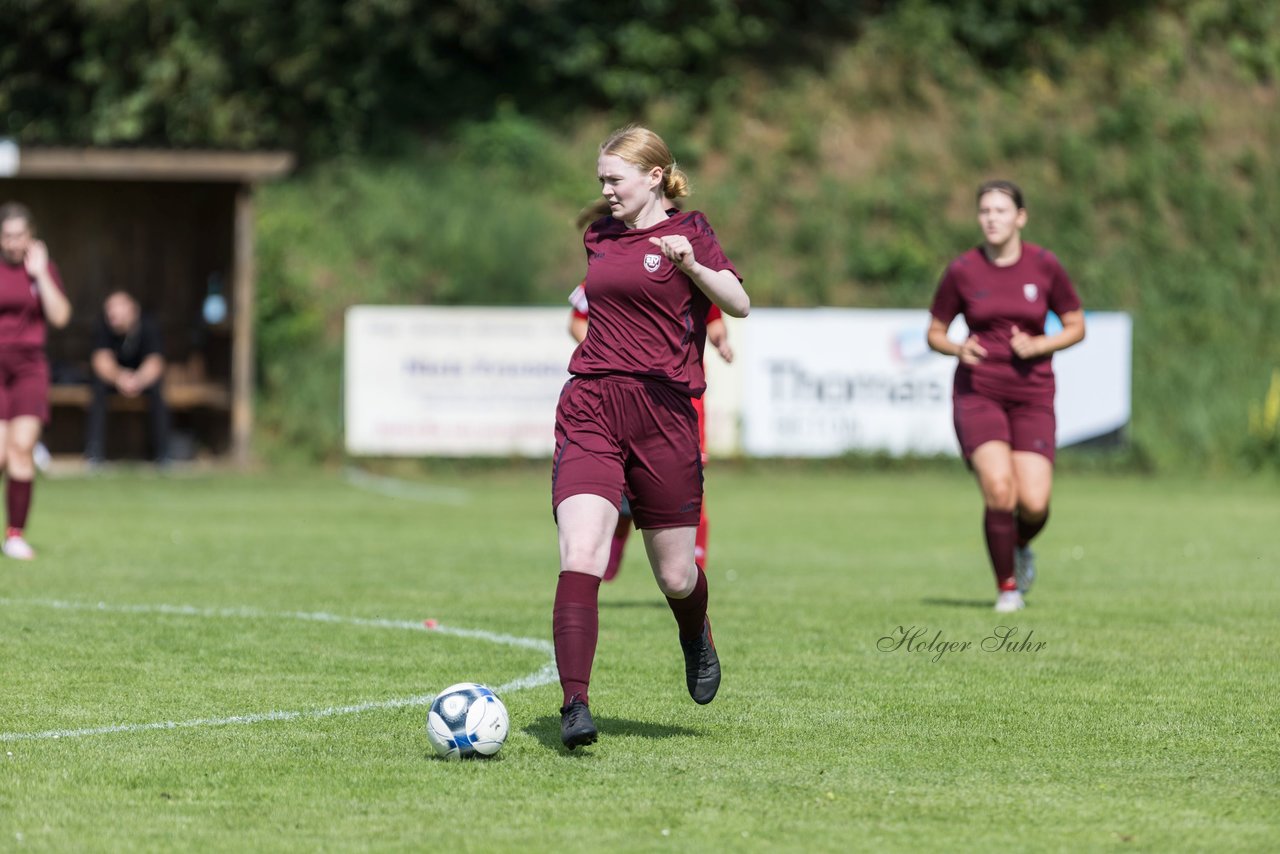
0, 146, 294, 465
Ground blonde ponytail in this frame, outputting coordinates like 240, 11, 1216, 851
663, 165, 690, 200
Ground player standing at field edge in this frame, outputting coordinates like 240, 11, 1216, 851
552, 125, 749, 750
568, 281, 733, 580
0, 203, 73, 560
926, 180, 1085, 612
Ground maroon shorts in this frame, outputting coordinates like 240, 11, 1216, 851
953, 371, 1056, 463
552, 374, 702, 529
0, 349, 50, 423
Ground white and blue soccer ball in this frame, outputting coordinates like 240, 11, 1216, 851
425, 682, 509, 760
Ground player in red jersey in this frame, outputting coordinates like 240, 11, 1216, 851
552, 126, 749, 749
927, 181, 1085, 612
568, 282, 733, 581
0, 203, 73, 560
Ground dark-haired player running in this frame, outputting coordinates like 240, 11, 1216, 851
927, 180, 1085, 612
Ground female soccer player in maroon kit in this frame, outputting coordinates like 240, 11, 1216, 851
0, 203, 72, 560
552, 126, 749, 749
568, 283, 733, 581
927, 181, 1085, 613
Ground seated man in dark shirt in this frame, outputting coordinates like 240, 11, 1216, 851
86, 291, 170, 465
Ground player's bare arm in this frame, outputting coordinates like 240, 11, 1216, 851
707, 318, 734, 363
648, 235, 749, 317
25, 240, 72, 329
1010, 310, 1085, 359
927, 316, 986, 365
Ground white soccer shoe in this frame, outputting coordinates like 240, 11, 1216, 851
995, 590, 1025, 613
33, 442, 51, 473
1014, 545, 1036, 594
3, 535, 35, 560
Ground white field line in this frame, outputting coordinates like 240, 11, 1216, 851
0, 598, 556, 742
342, 467, 470, 505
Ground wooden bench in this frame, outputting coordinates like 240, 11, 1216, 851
49, 380, 231, 411
44, 358, 233, 459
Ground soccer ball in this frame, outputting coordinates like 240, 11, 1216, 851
425, 683, 509, 760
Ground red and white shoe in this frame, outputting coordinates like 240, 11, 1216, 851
995, 590, 1025, 613
3, 533, 35, 560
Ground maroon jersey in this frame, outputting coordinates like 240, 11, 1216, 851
568, 211, 740, 398
569, 281, 723, 325
0, 258, 64, 350
930, 242, 1080, 392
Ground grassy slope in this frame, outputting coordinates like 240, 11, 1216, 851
256, 7, 1280, 469
1, 467, 1275, 850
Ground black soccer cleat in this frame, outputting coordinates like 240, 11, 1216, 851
560, 695, 598, 750
680, 618, 721, 705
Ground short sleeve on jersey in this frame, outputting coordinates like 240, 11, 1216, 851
1043, 251, 1082, 316
929, 263, 963, 324
686, 212, 740, 282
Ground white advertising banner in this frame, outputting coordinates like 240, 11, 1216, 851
345, 306, 1130, 458
1052, 312, 1132, 447
344, 306, 574, 456
740, 308, 1131, 457
740, 309, 958, 456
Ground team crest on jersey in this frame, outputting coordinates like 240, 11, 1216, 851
1023, 283, 1038, 302
643, 253, 662, 273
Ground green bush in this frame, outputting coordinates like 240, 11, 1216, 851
254, 127, 580, 460
247, 4, 1280, 470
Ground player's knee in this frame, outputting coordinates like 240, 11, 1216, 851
561, 547, 604, 577
984, 479, 1017, 512
1019, 499, 1049, 521
654, 563, 696, 598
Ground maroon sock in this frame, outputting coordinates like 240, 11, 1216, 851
553, 571, 601, 707
984, 509, 1017, 592
1017, 507, 1049, 548
6, 478, 32, 532
665, 566, 709, 642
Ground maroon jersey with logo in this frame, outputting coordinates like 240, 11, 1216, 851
569, 281, 723, 326
930, 243, 1080, 393
0, 259, 64, 351
568, 211, 740, 398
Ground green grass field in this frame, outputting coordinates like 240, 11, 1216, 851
2, 465, 1277, 851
